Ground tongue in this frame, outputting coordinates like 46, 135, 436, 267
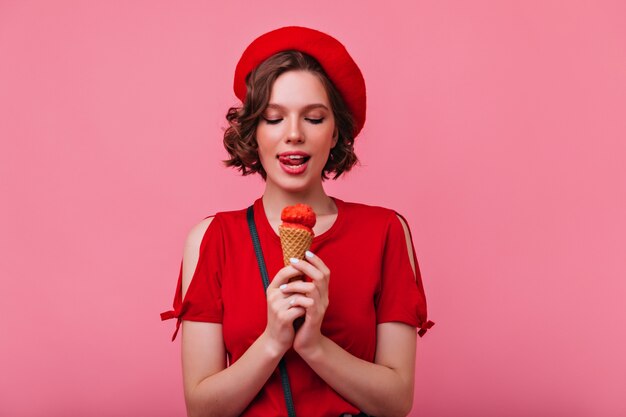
280, 156, 306, 166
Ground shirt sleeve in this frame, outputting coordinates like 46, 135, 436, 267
160, 215, 224, 341
375, 211, 435, 337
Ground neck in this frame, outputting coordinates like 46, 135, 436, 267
262, 180, 336, 221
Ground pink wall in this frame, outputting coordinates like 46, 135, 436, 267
1, 1, 625, 416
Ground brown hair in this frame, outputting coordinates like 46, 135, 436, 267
223, 50, 358, 180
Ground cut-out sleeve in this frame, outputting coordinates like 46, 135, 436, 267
375, 211, 435, 337
160, 215, 224, 341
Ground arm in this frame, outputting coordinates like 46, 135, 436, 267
296, 322, 416, 417
180, 218, 309, 417
289, 215, 419, 417
181, 322, 283, 417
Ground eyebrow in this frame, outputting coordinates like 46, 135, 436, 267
265, 103, 330, 111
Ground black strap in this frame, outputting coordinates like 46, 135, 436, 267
247, 205, 297, 417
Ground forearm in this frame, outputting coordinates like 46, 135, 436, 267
186, 332, 283, 417
298, 336, 414, 417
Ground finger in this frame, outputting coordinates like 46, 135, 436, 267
269, 292, 307, 314
278, 305, 306, 323
267, 265, 306, 289
286, 294, 315, 309
288, 258, 325, 282
304, 250, 331, 276
280, 281, 315, 295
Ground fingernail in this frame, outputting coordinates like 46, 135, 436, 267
305, 250, 314, 259
279, 284, 287, 290
289, 257, 299, 264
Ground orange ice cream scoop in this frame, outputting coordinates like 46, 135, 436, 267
279, 204, 316, 267
280, 203, 316, 232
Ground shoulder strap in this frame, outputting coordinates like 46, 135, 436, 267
246, 206, 297, 417
247, 206, 271, 291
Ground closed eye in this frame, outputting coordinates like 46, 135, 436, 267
306, 118, 324, 124
262, 117, 282, 125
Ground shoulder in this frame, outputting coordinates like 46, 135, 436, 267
341, 199, 406, 227
184, 202, 255, 253
341, 199, 393, 216
181, 215, 218, 296
393, 213, 416, 274
341, 199, 416, 271
180, 206, 249, 293
183, 204, 248, 249
185, 216, 216, 251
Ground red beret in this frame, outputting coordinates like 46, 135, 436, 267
234, 26, 366, 138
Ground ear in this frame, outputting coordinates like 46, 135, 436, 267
332, 128, 339, 148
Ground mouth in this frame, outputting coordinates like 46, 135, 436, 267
277, 152, 311, 175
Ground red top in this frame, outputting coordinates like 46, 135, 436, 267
161, 197, 434, 417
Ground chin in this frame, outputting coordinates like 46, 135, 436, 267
268, 172, 319, 193
278, 179, 313, 193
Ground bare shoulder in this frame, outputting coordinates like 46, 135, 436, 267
184, 216, 215, 252
181, 216, 215, 297
395, 214, 416, 277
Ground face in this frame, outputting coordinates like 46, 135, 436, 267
256, 70, 338, 193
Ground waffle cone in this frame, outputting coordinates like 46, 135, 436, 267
279, 226, 313, 266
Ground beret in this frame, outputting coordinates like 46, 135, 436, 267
233, 26, 366, 138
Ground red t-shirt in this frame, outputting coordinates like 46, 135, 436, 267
161, 197, 434, 416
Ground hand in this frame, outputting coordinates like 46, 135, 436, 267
285, 251, 330, 356
263, 263, 314, 356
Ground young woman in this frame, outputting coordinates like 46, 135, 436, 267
161, 26, 434, 417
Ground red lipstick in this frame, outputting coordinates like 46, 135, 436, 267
277, 151, 311, 175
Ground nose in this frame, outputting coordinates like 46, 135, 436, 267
286, 117, 304, 144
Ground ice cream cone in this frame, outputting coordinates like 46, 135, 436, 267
279, 204, 316, 282
279, 226, 313, 266
279, 204, 316, 331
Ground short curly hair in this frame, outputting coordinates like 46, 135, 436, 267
223, 50, 359, 180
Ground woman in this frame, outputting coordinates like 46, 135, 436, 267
161, 26, 434, 417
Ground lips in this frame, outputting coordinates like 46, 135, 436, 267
277, 151, 311, 175
277, 151, 310, 166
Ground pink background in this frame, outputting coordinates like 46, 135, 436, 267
1, 1, 625, 416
